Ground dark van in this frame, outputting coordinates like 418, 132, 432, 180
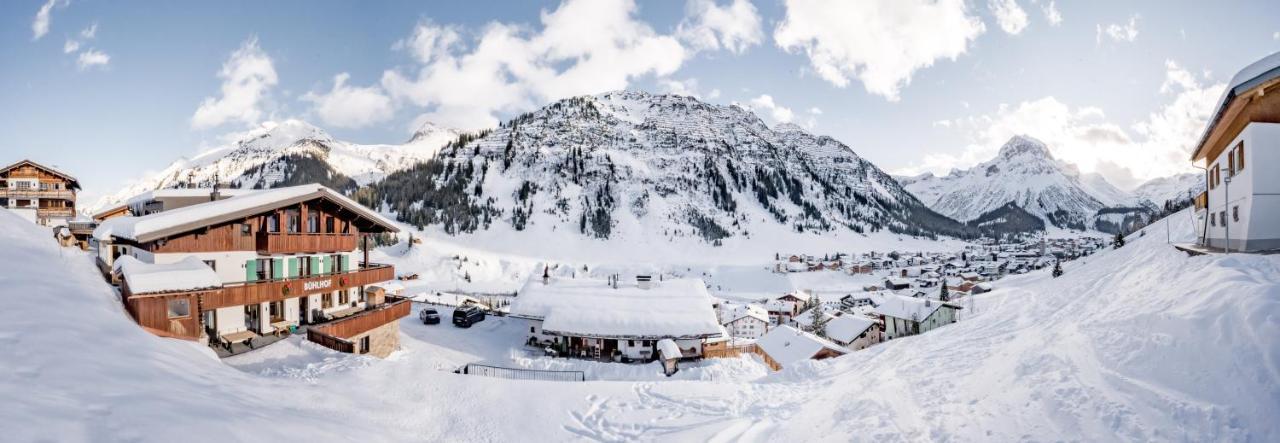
452, 306, 485, 327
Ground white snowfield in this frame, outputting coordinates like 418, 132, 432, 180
112, 256, 221, 294
1, 207, 1278, 441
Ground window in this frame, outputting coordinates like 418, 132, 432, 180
203, 260, 217, 272
256, 258, 272, 281
359, 336, 371, 354
1237, 143, 1245, 172
286, 210, 301, 233
339, 290, 350, 305
1220, 211, 1226, 226
1233, 206, 1239, 223
322, 292, 334, 309
330, 254, 341, 273
325, 217, 336, 234
530, 326, 536, 333
266, 214, 280, 233
307, 212, 319, 233
241, 223, 252, 237
14, 181, 31, 190
167, 298, 190, 319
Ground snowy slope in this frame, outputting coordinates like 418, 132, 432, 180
91, 120, 459, 212
373, 91, 973, 243
901, 135, 1152, 231
1133, 172, 1205, 207
2, 203, 1278, 441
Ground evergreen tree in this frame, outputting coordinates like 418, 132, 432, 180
1113, 232, 1126, 249
939, 282, 950, 302
1052, 261, 1063, 278
809, 296, 827, 338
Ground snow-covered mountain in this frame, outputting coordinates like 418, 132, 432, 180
899, 135, 1154, 233
1132, 172, 1205, 207
92, 120, 459, 211
369, 91, 976, 242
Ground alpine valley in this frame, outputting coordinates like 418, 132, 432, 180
96, 92, 1199, 243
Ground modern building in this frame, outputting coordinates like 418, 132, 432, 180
1191, 51, 1280, 252
0, 159, 79, 227
875, 293, 963, 340
94, 184, 407, 357
510, 275, 724, 362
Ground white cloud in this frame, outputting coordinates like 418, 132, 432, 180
677, 0, 763, 54
76, 49, 109, 70
32, 0, 66, 41
380, 0, 692, 130
1273, 31, 1279, 41
63, 23, 97, 55
808, 107, 822, 115
989, 0, 1028, 35
63, 38, 80, 54
191, 38, 279, 130
302, 73, 395, 129
774, 0, 985, 101
80, 23, 97, 39
658, 78, 720, 99
1097, 15, 1139, 45
896, 60, 1224, 189
747, 94, 795, 123
1042, 1, 1062, 26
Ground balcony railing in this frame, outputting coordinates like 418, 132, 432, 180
256, 232, 357, 254
37, 208, 75, 218
307, 296, 411, 353
207, 264, 394, 310
0, 189, 75, 200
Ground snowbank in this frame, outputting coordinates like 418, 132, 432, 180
113, 256, 222, 294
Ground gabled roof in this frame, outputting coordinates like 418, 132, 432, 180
756, 325, 848, 369
0, 159, 80, 189
1191, 51, 1280, 161
93, 184, 398, 243
825, 315, 877, 344
510, 277, 723, 339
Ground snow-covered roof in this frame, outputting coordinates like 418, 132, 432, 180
825, 315, 877, 344
873, 293, 960, 322
113, 256, 222, 295
756, 325, 848, 369
1193, 51, 1280, 160
0, 159, 79, 189
94, 184, 398, 243
656, 339, 681, 360
124, 187, 257, 208
510, 277, 723, 339
721, 303, 768, 325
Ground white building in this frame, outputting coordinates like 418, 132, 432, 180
875, 293, 963, 340
719, 303, 770, 339
1191, 51, 1280, 252
510, 276, 724, 362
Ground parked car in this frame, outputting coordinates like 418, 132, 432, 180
419, 308, 440, 325
452, 306, 486, 328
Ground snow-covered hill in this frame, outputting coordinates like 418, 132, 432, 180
91, 119, 459, 212
1133, 172, 1205, 207
4, 202, 1277, 441
900, 135, 1154, 232
370, 91, 975, 243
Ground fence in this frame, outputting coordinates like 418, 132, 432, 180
459, 363, 585, 382
702, 343, 781, 371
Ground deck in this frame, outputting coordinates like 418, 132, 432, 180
1174, 243, 1280, 256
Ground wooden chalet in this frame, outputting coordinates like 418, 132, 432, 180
95, 184, 408, 358
0, 159, 79, 227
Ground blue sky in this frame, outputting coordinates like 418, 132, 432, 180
3, 0, 1279, 204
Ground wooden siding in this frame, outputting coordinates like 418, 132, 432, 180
310, 296, 410, 339
0, 189, 75, 200
257, 233, 357, 254
204, 264, 394, 309
150, 220, 258, 253
121, 279, 206, 340
306, 329, 354, 353
1196, 78, 1280, 162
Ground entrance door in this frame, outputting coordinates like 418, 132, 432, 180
244, 304, 261, 333
299, 296, 309, 325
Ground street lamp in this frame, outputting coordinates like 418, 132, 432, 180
1222, 165, 1232, 254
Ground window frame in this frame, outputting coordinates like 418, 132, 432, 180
167, 298, 191, 319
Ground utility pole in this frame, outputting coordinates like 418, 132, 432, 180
1223, 165, 1232, 254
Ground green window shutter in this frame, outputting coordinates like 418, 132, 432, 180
339, 255, 349, 272
288, 258, 299, 278
311, 256, 321, 274
320, 256, 329, 275
245, 259, 257, 282
272, 258, 284, 279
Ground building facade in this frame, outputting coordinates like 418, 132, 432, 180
1191, 52, 1280, 252
95, 184, 408, 357
0, 159, 79, 227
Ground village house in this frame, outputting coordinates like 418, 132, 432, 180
93, 184, 407, 357
824, 314, 881, 350
719, 303, 770, 339
0, 159, 79, 227
510, 275, 724, 362
1190, 51, 1280, 252
755, 325, 849, 371
876, 293, 963, 340
884, 277, 911, 291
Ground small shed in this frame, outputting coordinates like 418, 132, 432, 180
657, 339, 681, 376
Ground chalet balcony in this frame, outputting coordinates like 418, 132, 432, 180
306, 295, 411, 353
256, 232, 358, 254
0, 189, 76, 200
206, 263, 394, 310
36, 208, 75, 218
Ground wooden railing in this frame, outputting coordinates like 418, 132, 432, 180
311, 296, 411, 339
256, 232, 357, 254
306, 296, 411, 353
0, 189, 75, 200
37, 208, 75, 217
207, 264, 394, 309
